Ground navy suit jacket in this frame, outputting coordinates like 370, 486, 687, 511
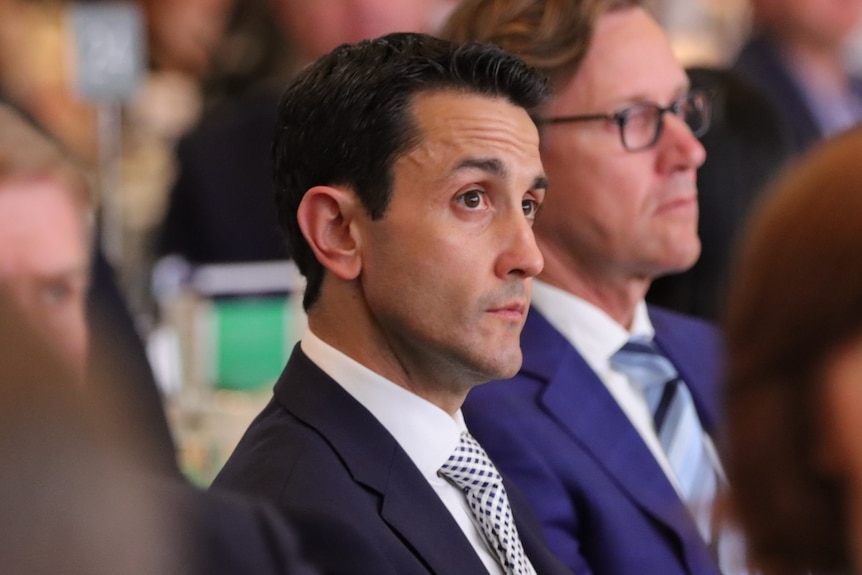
462, 306, 724, 575
212, 346, 573, 575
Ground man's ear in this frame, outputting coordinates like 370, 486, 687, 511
296, 186, 363, 280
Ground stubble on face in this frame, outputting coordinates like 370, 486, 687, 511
351, 90, 544, 413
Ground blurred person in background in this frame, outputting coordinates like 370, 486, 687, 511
156, 0, 458, 265
724, 125, 862, 575
444, 1, 745, 574
0, 104, 93, 375
142, 0, 236, 79
0, 99, 182, 474
0, 102, 320, 575
734, 0, 862, 154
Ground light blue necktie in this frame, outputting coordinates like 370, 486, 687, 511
439, 431, 537, 575
610, 338, 720, 545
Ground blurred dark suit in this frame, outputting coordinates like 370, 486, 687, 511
158, 86, 287, 264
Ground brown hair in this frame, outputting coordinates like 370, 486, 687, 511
0, 103, 94, 215
723, 127, 862, 575
440, 0, 644, 87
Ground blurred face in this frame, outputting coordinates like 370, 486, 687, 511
146, 0, 235, 76
358, 91, 545, 401
753, 0, 862, 46
536, 7, 705, 289
0, 180, 89, 372
274, 0, 457, 61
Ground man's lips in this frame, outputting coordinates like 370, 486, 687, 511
487, 301, 527, 320
657, 194, 697, 214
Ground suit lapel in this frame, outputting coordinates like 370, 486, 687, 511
275, 348, 490, 575
520, 310, 707, 561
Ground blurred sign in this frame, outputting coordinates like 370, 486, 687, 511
70, 3, 146, 101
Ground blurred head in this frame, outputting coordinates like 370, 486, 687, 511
723, 126, 862, 575
0, 104, 93, 373
270, 0, 458, 63
443, 0, 707, 304
143, 0, 237, 76
749, 0, 862, 48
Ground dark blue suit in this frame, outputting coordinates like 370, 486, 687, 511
462, 306, 724, 575
212, 346, 573, 575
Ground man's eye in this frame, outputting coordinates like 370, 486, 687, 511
457, 190, 486, 209
623, 105, 656, 130
41, 282, 73, 307
522, 199, 540, 220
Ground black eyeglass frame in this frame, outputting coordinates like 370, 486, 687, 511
534, 89, 712, 152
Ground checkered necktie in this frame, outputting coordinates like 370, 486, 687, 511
438, 431, 537, 575
610, 338, 720, 546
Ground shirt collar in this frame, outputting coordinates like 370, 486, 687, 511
531, 279, 654, 372
300, 329, 463, 479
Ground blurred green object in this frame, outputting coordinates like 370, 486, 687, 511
211, 296, 290, 390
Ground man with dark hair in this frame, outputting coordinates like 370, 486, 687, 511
444, 1, 738, 575
212, 32, 570, 575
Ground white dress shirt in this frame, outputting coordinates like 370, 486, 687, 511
531, 280, 687, 493
301, 329, 505, 575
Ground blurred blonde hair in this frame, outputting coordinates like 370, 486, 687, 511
0, 103, 95, 218
440, 0, 644, 87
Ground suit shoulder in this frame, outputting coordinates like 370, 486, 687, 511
648, 305, 719, 339
211, 400, 350, 504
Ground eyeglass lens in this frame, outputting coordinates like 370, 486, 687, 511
620, 92, 710, 151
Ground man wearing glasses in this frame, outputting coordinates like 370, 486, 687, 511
443, 2, 734, 575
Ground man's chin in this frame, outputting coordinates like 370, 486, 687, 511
478, 349, 523, 383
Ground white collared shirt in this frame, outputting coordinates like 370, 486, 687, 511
530, 280, 685, 493
301, 329, 505, 575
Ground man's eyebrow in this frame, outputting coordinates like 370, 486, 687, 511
452, 157, 546, 192
453, 157, 508, 178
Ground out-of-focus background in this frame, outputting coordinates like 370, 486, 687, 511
3, 0, 861, 485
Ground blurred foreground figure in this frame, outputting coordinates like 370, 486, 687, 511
0, 293, 179, 575
725, 125, 862, 575
0, 103, 318, 575
0, 292, 318, 575
0, 102, 179, 473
